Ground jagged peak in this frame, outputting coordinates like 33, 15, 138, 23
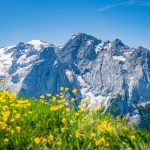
137, 46, 149, 50
112, 38, 124, 46
71, 32, 88, 39
26, 40, 49, 50
27, 40, 48, 45
70, 32, 101, 43
135, 46, 150, 55
15, 42, 27, 50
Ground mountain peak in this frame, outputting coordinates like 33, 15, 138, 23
137, 46, 149, 51
70, 33, 101, 42
27, 40, 49, 50
112, 38, 125, 47
71, 32, 88, 39
16, 42, 27, 50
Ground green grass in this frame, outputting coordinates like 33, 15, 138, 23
0, 90, 150, 150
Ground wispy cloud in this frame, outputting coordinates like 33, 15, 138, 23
99, 0, 150, 12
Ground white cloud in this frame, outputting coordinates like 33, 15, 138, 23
99, 0, 150, 12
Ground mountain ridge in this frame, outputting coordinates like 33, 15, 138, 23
0, 33, 150, 126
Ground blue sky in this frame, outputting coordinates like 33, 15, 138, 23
0, 0, 150, 49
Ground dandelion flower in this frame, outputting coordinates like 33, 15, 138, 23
96, 106, 101, 111
47, 93, 52, 97
16, 126, 21, 133
61, 128, 65, 133
95, 137, 105, 146
90, 132, 96, 140
42, 137, 47, 143
72, 88, 77, 93
3, 138, 9, 143
52, 96, 56, 102
61, 118, 67, 124
15, 113, 20, 119
71, 98, 75, 102
40, 95, 44, 99
65, 107, 70, 113
130, 135, 135, 140
34, 137, 40, 144
60, 87, 64, 91
48, 134, 54, 141
75, 130, 80, 138
57, 141, 62, 146
65, 87, 69, 92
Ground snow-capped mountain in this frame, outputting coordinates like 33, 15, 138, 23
0, 33, 150, 126
0, 40, 50, 93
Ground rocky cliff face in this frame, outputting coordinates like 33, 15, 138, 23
0, 33, 150, 126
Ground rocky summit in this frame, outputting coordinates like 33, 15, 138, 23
0, 33, 150, 127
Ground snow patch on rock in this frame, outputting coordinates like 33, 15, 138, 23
113, 56, 126, 62
27, 40, 49, 50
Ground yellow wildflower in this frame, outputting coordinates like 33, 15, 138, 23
107, 125, 113, 134
50, 106, 60, 111
78, 105, 82, 109
0, 79, 5, 83
16, 126, 21, 133
87, 100, 91, 105
72, 88, 77, 93
60, 87, 64, 91
97, 121, 113, 134
13, 110, 17, 113
62, 118, 67, 124
75, 130, 80, 138
34, 137, 40, 144
130, 135, 136, 140
122, 125, 127, 131
15, 113, 20, 119
61, 128, 65, 133
90, 132, 96, 140
45, 102, 48, 105
95, 137, 105, 146
79, 108, 85, 113
48, 134, 54, 141
65, 87, 69, 92
42, 137, 47, 143
40, 99, 44, 104
0, 122, 7, 129
40, 95, 44, 99
74, 112, 79, 116
60, 95, 64, 99
71, 98, 75, 102
96, 106, 101, 111
3, 138, 9, 143
88, 108, 93, 113
28, 111, 32, 115
57, 141, 62, 146
10, 129, 14, 134
47, 93, 52, 97
66, 107, 70, 113
52, 96, 56, 102
2, 105, 8, 111
26, 103, 31, 107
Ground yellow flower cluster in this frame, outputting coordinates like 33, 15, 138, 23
50, 105, 64, 111
97, 120, 113, 134
0, 88, 140, 150
0, 90, 31, 141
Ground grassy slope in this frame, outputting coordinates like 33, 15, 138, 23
0, 90, 150, 150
